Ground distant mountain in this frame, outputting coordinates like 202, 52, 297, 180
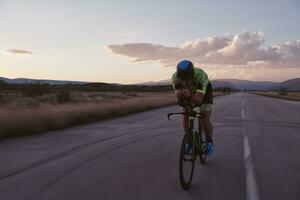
270, 78, 300, 90
210, 80, 237, 89
137, 79, 171, 86
137, 78, 300, 91
217, 79, 276, 90
2, 76, 299, 90
0, 77, 88, 85
138, 79, 237, 90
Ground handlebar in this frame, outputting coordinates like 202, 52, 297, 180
167, 111, 202, 121
167, 95, 202, 121
178, 96, 195, 108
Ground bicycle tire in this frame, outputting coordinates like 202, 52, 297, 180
179, 133, 196, 190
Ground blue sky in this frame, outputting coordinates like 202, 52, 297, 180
0, 0, 299, 83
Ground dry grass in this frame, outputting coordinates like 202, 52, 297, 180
251, 91, 300, 101
0, 91, 144, 108
212, 91, 233, 97
0, 92, 176, 140
0, 91, 230, 140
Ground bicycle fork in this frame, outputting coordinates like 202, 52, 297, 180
188, 114, 205, 155
188, 115, 201, 154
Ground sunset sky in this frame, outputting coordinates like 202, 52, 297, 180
1, 0, 299, 84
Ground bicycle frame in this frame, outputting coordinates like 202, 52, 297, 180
168, 108, 208, 161
168, 108, 208, 190
167, 109, 203, 142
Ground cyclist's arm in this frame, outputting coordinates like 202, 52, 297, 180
171, 73, 185, 104
186, 75, 209, 106
173, 84, 184, 104
189, 92, 204, 106
175, 90, 186, 105
188, 86, 207, 106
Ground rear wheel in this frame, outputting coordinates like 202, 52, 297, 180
179, 133, 196, 190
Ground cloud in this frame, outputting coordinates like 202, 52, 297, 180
107, 32, 300, 68
6, 49, 33, 55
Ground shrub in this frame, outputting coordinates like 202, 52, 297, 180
0, 80, 7, 88
278, 88, 288, 95
56, 89, 71, 103
21, 83, 50, 97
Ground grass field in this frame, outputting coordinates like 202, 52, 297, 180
251, 91, 300, 101
0, 91, 230, 141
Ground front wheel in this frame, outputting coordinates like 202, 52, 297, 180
179, 133, 196, 190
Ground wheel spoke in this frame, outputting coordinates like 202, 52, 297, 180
179, 133, 196, 190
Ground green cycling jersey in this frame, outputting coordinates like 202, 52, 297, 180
171, 67, 210, 94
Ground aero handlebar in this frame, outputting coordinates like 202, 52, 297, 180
167, 111, 202, 121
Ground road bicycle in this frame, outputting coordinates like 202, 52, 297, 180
167, 106, 208, 190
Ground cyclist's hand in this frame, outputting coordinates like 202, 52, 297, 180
175, 89, 184, 99
175, 90, 185, 105
182, 89, 192, 99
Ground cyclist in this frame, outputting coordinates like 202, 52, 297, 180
171, 60, 214, 155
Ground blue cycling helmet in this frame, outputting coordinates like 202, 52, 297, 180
176, 60, 194, 80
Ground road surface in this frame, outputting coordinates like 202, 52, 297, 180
0, 92, 299, 200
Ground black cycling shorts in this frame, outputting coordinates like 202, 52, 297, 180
202, 82, 213, 104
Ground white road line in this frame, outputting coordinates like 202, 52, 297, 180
243, 133, 250, 159
241, 109, 245, 119
244, 133, 259, 200
242, 100, 259, 200
241, 100, 245, 119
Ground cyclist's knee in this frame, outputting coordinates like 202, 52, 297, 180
200, 113, 211, 124
199, 115, 205, 124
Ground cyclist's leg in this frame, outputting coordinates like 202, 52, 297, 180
199, 81, 213, 142
199, 107, 213, 143
182, 107, 190, 139
200, 107, 214, 155
182, 107, 189, 130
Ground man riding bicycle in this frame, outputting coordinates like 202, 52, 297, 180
171, 60, 214, 155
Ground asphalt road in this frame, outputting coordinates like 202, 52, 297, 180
0, 92, 299, 200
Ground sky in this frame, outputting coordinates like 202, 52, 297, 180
0, 0, 299, 83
